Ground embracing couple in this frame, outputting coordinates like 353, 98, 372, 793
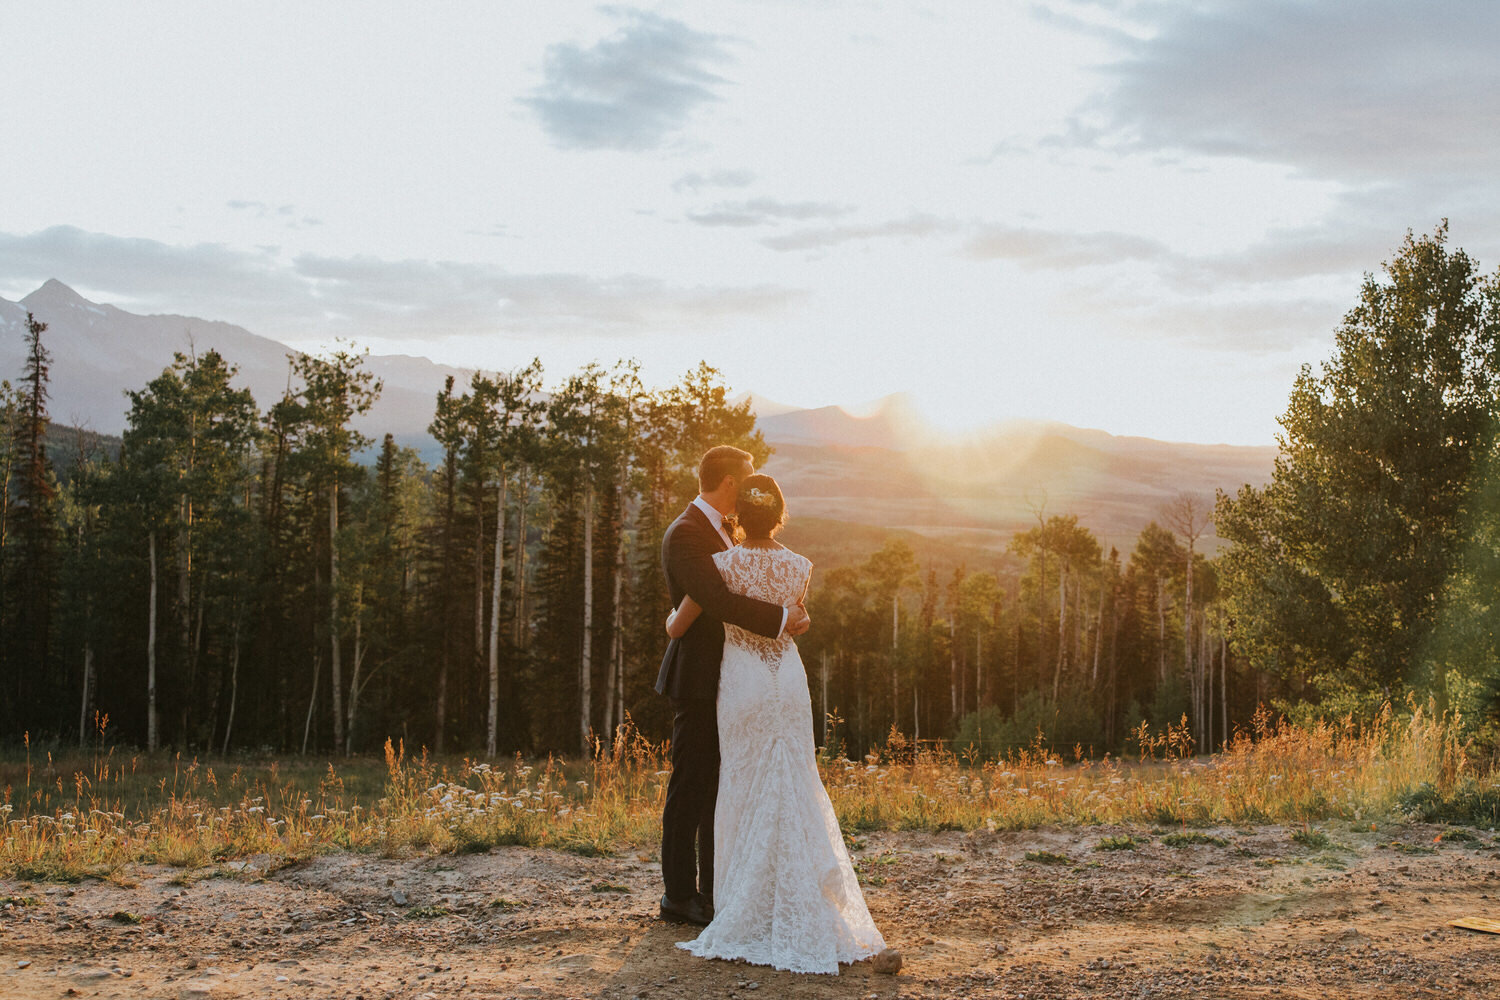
653, 445, 886, 975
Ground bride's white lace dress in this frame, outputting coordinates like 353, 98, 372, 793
677, 545, 886, 975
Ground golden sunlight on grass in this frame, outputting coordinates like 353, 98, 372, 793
2, 706, 1495, 884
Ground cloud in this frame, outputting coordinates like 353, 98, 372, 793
226, 200, 322, 229
0, 226, 801, 340
1064, 282, 1344, 355
963, 224, 1167, 269
1086, 1, 1500, 183
522, 9, 734, 151
761, 215, 954, 251
687, 198, 853, 228
671, 169, 755, 193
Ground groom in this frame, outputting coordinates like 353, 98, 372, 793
655, 445, 810, 925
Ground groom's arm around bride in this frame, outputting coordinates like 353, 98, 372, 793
652, 446, 808, 924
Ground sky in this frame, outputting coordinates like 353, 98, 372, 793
1, 0, 1497, 445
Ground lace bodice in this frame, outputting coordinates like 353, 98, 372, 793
712, 546, 811, 668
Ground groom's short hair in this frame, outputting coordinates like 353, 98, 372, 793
699, 445, 754, 493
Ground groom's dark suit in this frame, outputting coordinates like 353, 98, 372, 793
656, 502, 784, 905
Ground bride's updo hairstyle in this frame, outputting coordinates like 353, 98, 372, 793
736, 474, 787, 540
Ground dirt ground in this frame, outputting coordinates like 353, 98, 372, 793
2, 822, 1497, 1000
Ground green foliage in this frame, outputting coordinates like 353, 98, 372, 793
1094, 834, 1142, 851
1162, 832, 1228, 848
1290, 829, 1330, 849
1399, 780, 1500, 827
1217, 223, 1500, 707
951, 705, 1006, 753
1023, 850, 1073, 865
954, 691, 1102, 755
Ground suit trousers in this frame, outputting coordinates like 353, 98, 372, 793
660, 697, 719, 903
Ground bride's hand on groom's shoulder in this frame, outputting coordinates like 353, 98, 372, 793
786, 604, 811, 636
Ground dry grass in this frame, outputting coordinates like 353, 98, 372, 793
2, 704, 1495, 883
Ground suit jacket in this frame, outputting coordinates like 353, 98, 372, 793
654, 503, 785, 701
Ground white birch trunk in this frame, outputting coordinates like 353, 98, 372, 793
222, 622, 240, 755
579, 477, 594, 755
604, 475, 627, 747
302, 652, 320, 755
820, 648, 829, 745
890, 593, 899, 732
1220, 632, 1229, 748
329, 480, 345, 752
512, 465, 529, 649
1052, 565, 1067, 701
486, 473, 507, 757
346, 594, 366, 756
950, 618, 958, 720
1156, 574, 1167, 683
1092, 582, 1104, 685
79, 643, 94, 748
147, 531, 159, 752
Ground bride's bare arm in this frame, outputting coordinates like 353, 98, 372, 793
665, 595, 703, 638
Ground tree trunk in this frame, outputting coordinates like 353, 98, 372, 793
1183, 542, 1194, 729
302, 652, 320, 755
579, 476, 595, 756
1156, 574, 1167, 682
147, 531, 159, 752
975, 630, 982, 715
1106, 594, 1121, 747
486, 472, 507, 757
434, 654, 448, 755
1052, 564, 1067, 701
346, 591, 366, 756
512, 465, 529, 649
221, 620, 240, 755
950, 618, 958, 721
1220, 632, 1229, 748
1199, 615, 1211, 750
604, 476, 627, 748
820, 648, 829, 745
474, 477, 485, 701
78, 642, 94, 748
1092, 582, 1104, 685
177, 494, 192, 733
329, 480, 345, 753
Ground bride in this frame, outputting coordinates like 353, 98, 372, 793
664, 474, 886, 975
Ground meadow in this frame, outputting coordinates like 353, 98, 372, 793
3, 703, 1495, 887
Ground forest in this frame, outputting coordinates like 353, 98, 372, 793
2, 225, 1499, 759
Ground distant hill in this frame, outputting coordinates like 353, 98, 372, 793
0, 280, 473, 453
756, 395, 1277, 556
1, 281, 1276, 554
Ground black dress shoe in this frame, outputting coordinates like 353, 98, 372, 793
658, 894, 712, 926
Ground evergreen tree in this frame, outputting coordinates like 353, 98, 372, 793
5, 314, 58, 732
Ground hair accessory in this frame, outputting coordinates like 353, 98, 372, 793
743, 486, 777, 508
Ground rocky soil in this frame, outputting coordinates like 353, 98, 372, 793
2, 822, 1497, 999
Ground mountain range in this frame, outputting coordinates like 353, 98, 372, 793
0, 279, 470, 453
1, 280, 1277, 553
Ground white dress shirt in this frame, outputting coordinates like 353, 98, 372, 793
691, 495, 735, 549
691, 495, 789, 636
